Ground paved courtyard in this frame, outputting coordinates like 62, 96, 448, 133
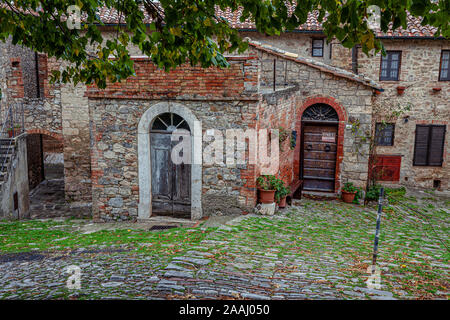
0, 190, 448, 300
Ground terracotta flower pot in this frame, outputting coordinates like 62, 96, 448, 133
432, 87, 441, 92
396, 86, 406, 95
278, 196, 287, 208
258, 189, 276, 204
341, 191, 356, 203
7, 128, 20, 138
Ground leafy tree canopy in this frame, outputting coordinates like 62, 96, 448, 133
0, 0, 448, 88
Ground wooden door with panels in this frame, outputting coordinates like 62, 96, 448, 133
301, 104, 339, 192
150, 112, 191, 218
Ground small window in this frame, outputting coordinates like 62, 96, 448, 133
375, 123, 395, 146
312, 39, 324, 57
380, 51, 401, 81
439, 50, 450, 81
413, 125, 446, 166
151, 112, 190, 132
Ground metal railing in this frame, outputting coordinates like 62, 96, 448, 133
0, 103, 25, 174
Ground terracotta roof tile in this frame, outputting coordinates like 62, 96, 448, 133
95, 4, 438, 38
0, 3, 440, 38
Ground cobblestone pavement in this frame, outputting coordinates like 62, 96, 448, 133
29, 179, 90, 219
0, 196, 448, 300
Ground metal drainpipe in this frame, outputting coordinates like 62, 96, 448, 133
351, 46, 358, 74
35, 51, 41, 98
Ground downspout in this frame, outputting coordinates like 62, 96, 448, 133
351, 46, 358, 74
35, 51, 40, 98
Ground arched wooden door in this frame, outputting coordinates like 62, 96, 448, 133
150, 112, 191, 218
301, 104, 339, 192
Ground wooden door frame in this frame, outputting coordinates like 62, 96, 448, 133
294, 97, 347, 193
137, 102, 202, 221
300, 121, 339, 192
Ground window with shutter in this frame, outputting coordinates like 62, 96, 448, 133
375, 123, 395, 146
380, 51, 401, 81
413, 125, 446, 166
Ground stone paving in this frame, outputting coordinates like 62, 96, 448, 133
29, 179, 91, 219
0, 196, 448, 300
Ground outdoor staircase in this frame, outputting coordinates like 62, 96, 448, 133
0, 137, 16, 188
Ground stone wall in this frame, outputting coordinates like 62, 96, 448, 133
357, 39, 450, 190
89, 98, 262, 221
256, 49, 374, 190
87, 55, 261, 221
241, 32, 332, 65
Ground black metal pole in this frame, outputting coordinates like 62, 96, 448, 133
371, 187, 384, 272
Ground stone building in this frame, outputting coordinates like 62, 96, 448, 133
0, 9, 448, 221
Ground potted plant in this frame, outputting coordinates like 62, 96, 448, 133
276, 184, 291, 208
341, 182, 359, 203
7, 125, 21, 138
256, 175, 277, 204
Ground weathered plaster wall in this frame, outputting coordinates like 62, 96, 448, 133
0, 135, 30, 220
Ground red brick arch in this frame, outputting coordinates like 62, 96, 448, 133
294, 96, 347, 193
26, 129, 63, 142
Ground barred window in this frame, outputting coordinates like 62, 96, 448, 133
375, 123, 395, 146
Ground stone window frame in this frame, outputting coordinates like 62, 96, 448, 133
439, 50, 450, 81
379, 51, 402, 81
137, 102, 202, 221
311, 38, 324, 57
375, 122, 395, 146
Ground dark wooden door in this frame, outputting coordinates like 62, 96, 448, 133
151, 132, 191, 218
301, 124, 337, 192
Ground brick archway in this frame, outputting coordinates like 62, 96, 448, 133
294, 96, 347, 193
26, 129, 63, 142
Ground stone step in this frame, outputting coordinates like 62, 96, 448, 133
0, 154, 13, 161
0, 139, 15, 146
302, 190, 338, 200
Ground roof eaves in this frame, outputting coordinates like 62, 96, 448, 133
248, 40, 381, 90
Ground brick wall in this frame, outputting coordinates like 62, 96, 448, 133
7, 58, 25, 99
86, 57, 259, 100
257, 87, 298, 185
